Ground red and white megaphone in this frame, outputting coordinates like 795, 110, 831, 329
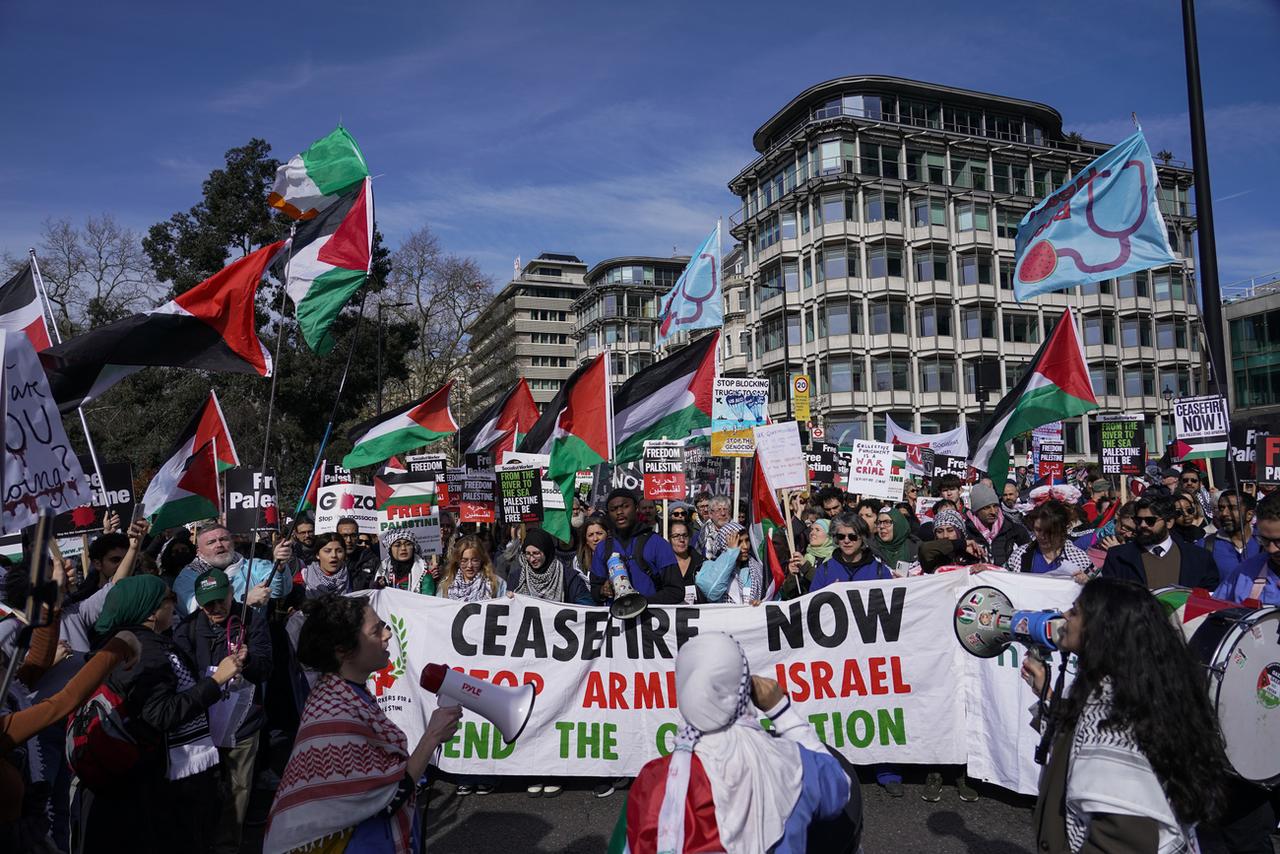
419, 663, 536, 744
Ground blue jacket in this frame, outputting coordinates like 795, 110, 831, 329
1205, 534, 1262, 578
811, 551, 892, 590
1099, 536, 1219, 590
1213, 552, 1280, 606
589, 526, 684, 604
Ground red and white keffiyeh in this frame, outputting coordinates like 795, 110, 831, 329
264, 673, 413, 853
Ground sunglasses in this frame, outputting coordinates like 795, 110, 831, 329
835, 532, 861, 541
1135, 516, 1161, 527
1180, 478, 1199, 484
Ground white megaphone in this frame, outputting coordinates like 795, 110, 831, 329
419, 663, 536, 744
606, 552, 648, 620
953, 585, 1065, 659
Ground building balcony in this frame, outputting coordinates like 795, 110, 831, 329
908, 224, 950, 244
862, 220, 905, 242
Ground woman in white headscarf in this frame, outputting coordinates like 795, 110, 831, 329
621, 633, 855, 854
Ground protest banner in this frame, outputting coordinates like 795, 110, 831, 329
1172, 394, 1229, 460
641, 440, 685, 501
791, 374, 811, 422
933, 454, 970, 480
405, 453, 448, 478
224, 469, 279, 533
847, 440, 894, 499
378, 501, 442, 557
805, 442, 839, 486
54, 456, 135, 535
322, 461, 352, 487
1258, 434, 1280, 487
497, 465, 544, 523
460, 468, 497, 523
753, 421, 808, 490
500, 451, 565, 511
884, 415, 968, 476
711, 377, 768, 457
316, 483, 377, 534
1097, 414, 1145, 476
1036, 441, 1064, 481
364, 571, 1078, 794
1228, 424, 1264, 481
2, 331, 89, 533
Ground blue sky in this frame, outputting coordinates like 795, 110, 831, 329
3, 0, 1278, 292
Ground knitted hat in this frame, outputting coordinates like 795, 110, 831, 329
932, 508, 966, 533
969, 483, 999, 512
605, 487, 638, 507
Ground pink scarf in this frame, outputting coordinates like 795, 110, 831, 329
966, 508, 1004, 544
264, 673, 413, 853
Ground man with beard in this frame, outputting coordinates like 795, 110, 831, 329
335, 517, 380, 589
289, 515, 316, 565
174, 525, 292, 617
1212, 492, 1275, 605
1099, 495, 1218, 590
691, 495, 735, 560
589, 488, 685, 606
1204, 490, 1261, 578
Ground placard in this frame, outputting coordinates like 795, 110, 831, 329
1258, 434, 1280, 487
322, 461, 352, 487
933, 455, 970, 480
1228, 425, 1264, 481
405, 453, 448, 478
805, 442, 839, 486
752, 421, 808, 490
378, 502, 442, 556
1096, 414, 1145, 476
1172, 395, 1229, 459
847, 439, 894, 499
54, 456, 135, 535
712, 377, 769, 457
465, 451, 494, 472
375, 471, 438, 511
443, 467, 465, 510
1036, 441, 1065, 481
460, 468, 497, 524
316, 483, 378, 534
225, 468, 279, 533
497, 465, 544, 523
641, 440, 686, 501
499, 451, 564, 511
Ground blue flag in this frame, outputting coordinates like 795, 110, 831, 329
1014, 130, 1175, 301
656, 222, 722, 347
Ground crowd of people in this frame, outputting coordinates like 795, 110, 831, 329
0, 457, 1276, 853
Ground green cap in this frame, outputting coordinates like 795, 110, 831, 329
194, 568, 231, 606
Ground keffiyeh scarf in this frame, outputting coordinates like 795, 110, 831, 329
264, 673, 414, 854
302, 561, 350, 598
446, 570, 492, 602
165, 651, 219, 780
515, 555, 566, 602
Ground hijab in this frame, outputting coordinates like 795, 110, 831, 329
804, 519, 836, 566
875, 510, 912, 568
95, 575, 168, 634
657, 633, 803, 854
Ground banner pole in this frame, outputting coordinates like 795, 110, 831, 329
732, 457, 741, 520
301, 291, 369, 510
28, 250, 109, 507
259, 223, 297, 479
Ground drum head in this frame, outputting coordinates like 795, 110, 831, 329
1213, 608, 1280, 784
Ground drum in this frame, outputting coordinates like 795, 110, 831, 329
1184, 606, 1280, 785
1152, 586, 1238, 643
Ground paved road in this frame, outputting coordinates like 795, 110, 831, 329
421, 772, 1040, 854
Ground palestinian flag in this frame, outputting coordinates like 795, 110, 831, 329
41, 241, 285, 413
374, 471, 437, 510
283, 177, 373, 354
299, 462, 324, 513
268, 126, 368, 221
344, 382, 458, 469
523, 355, 612, 541
456, 378, 539, 460
140, 434, 220, 531
1171, 438, 1228, 461
613, 331, 717, 464
971, 308, 1097, 485
195, 390, 239, 472
747, 452, 788, 600
0, 262, 52, 351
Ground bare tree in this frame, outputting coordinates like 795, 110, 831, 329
382, 226, 493, 410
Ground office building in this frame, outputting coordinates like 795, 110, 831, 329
573, 255, 689, 385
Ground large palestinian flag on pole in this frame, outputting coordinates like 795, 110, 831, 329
612, 331, 718, 464
971, 308, 1098, 485
195, 390, 239, 472
284, 177, 374, 353
139, 399, 226, 532
343, 382, 459, 469
0, 262, 52, 351
268, 126, 369, 221
523, 355, 612, 541
747, 443, 788, 600
456, 378, 539, 460
41, 241, 285, 413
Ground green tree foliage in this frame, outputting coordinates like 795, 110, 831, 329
76, 138, 417, 511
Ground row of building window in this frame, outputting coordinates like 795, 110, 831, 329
1230, 307, 1280, 408
593, 265, 680, 288
575, 291, 658, 326
529, 332, 568, 345
527, 309, 567, 322
528, 356, 569, 368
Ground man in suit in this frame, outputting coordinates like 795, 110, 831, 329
1100, 494, 1219, 590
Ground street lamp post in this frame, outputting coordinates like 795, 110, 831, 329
1162, 385, 1174, 448
376, 301, 412, 416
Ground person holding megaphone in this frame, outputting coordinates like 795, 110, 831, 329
589, 488, 686, 607
1019, 578, 1230, 853
263, 594, 463, 854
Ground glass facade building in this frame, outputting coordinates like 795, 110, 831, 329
573, 256, 689, 386
1226, 286, 1280, 426
728, 76, 1201, 456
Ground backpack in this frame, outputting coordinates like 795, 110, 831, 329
66, 682, 154, 790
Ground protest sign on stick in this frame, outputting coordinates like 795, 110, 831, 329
847, 440, 894, 499
712, 378, 768, 457
753, 421, 808, 491
459, 468, 496, 524
54, 456, 134, 535
497, 465, 544, 524
316, 483, 377, 533
641, 440, 686, 501
225, 469, 279, 533
1097, 415, 1144, 476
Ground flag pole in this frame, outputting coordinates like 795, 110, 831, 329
296, 291, 369, 515
28, 250, 109, 507
259, 224, 297, 479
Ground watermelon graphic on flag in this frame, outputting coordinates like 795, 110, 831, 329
971, 308, 1098, 485
344, 382, 459, 469
523, 355, 613, 541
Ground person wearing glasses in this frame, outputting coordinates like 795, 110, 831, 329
810, 515, 892, 591
1099, 495, 1219, 590
1172, 493, 1207, 547
666, 519, 706, 605
1177, 466, 1215, 521
507, 528, 592, 606
175, 568, 273, 854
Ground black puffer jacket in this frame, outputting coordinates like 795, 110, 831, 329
174, 606, 272, 741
